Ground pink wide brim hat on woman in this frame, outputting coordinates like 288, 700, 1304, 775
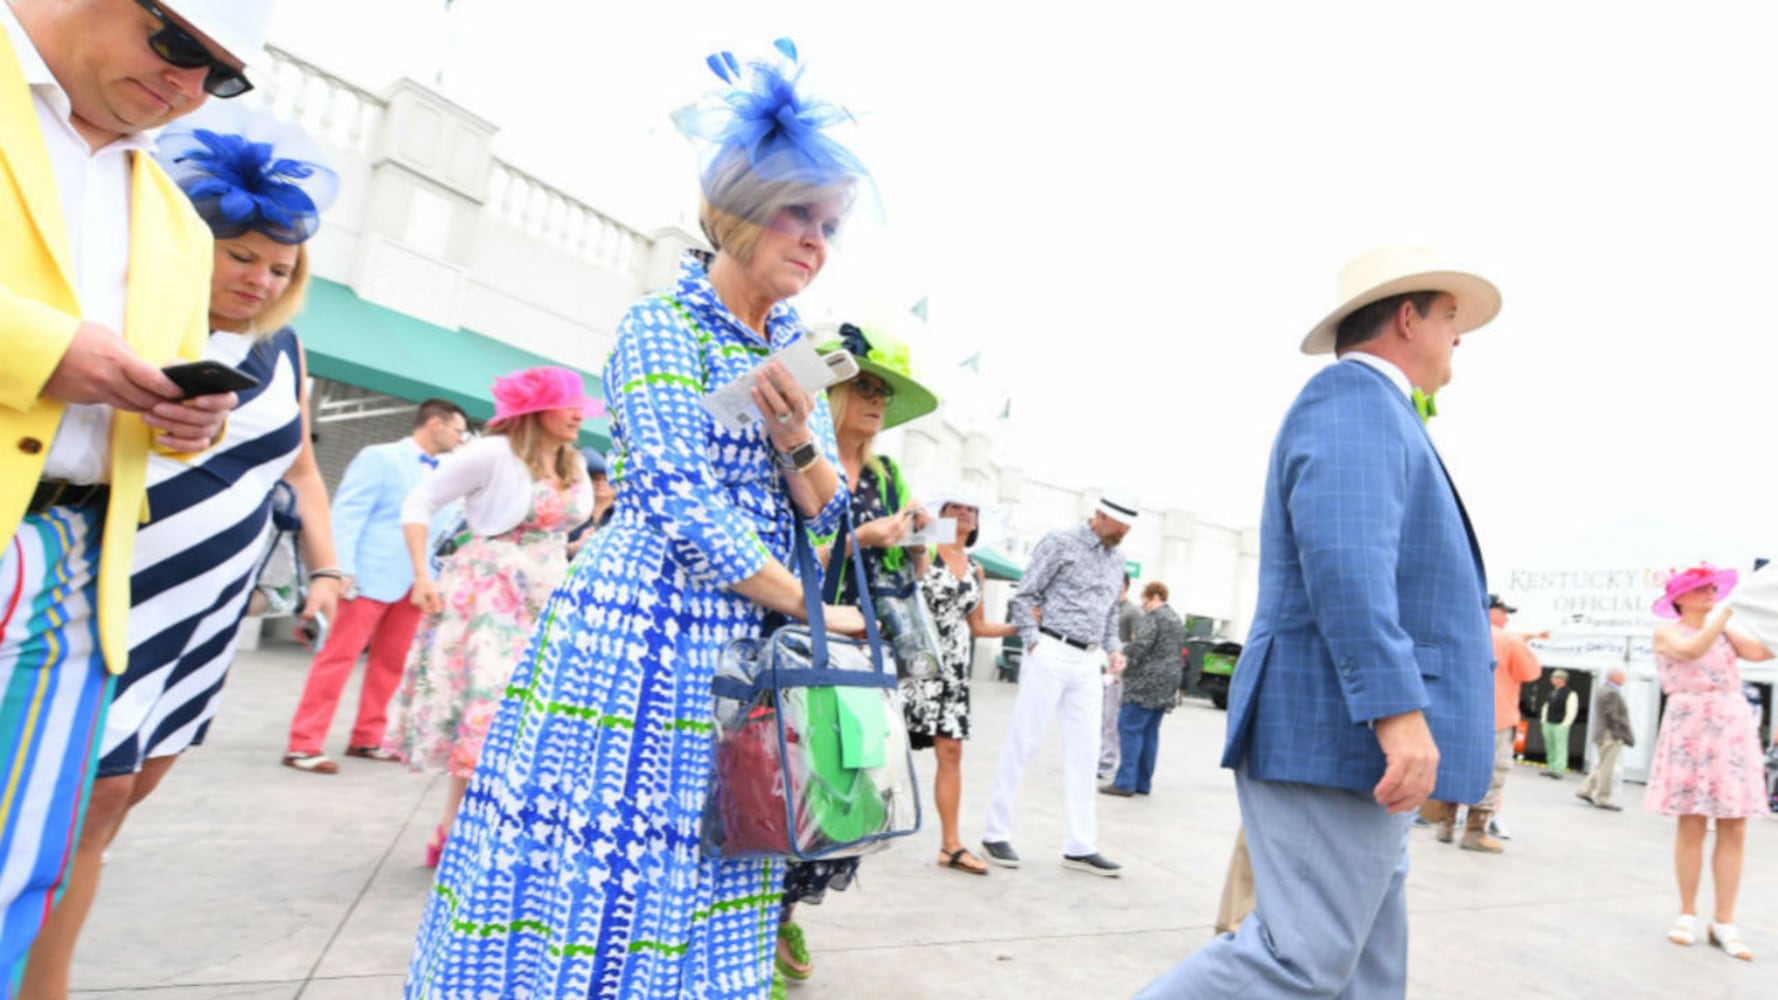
487, 366, 605, 428
1651, 563, 1740, 619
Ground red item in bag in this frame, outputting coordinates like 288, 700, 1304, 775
714, 707, 796, 854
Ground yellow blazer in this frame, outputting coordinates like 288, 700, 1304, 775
0, 28, 214, 673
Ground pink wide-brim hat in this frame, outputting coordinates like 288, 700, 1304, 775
487, 366, 605, 428
1651, 564, 1740, 619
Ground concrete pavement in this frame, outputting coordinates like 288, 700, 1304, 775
67, 638, 1774, 999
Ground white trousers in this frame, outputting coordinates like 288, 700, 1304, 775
983, 640, 1104, 856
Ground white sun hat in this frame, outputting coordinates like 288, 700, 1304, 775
162, 0, 276, 73
1301, 245, 1501, 356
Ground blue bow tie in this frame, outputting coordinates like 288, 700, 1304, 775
420, 454, 439, 469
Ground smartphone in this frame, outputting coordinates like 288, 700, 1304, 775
701, 342, 860, 431
822, 349, 859, 384
297, 610, 329, 651
162, 360, 260, 400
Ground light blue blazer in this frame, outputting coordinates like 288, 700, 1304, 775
330, 438, 434, 603
1223, 360, 1495, 804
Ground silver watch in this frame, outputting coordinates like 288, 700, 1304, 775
774, 440, 820, 473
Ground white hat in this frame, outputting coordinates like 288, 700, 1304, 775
1096, 492, 1140, 526
1301, 245, 1501, 356
163, 0, 276, 73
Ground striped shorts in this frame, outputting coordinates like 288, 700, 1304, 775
0, 508, 112, 994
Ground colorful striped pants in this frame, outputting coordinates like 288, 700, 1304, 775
0, 509, 111, 996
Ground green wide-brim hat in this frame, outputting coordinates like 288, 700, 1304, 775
819, 324, 939, 431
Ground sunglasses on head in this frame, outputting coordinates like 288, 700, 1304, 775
134, 0, 252, 99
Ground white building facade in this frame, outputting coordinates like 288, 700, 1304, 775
251, 47, 1262, 659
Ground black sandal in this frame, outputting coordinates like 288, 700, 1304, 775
940, 847, 990, 875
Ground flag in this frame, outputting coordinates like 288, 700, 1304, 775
910, 297, 929, 322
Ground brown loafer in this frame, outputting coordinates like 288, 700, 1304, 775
345, 745, 401, 762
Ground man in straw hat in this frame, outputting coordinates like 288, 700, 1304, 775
1, 0, 272, 989
981, 492, 1139, 878
1137, 247, 1500, 997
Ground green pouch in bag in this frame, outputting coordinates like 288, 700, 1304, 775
803, 687, 886, 845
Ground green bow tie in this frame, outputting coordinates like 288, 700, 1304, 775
1412, 389, 1438, 423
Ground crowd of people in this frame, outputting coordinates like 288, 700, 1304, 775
2, 4, 1775, 1000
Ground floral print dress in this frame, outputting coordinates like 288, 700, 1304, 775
1642, 627, 1770, 818
908, 555, 982, 747
383, 476, 588, 778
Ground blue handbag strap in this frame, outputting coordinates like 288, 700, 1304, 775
791, 503, 885, 676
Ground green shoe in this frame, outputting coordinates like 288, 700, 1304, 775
770, 966, 788, 1000
776, 921, 812, 981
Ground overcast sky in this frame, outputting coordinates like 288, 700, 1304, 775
273, 0, 1778, 580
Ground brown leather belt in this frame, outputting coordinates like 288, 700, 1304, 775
27, 480, 110, 515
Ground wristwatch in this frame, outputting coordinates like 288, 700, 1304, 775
774, 439, 820, 473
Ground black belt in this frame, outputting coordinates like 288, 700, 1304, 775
28, 480, 110, 515
1039, 626, 1094, 652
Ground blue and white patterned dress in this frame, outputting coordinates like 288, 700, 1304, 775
406, 251, 848, 999
99, 326, 305, 776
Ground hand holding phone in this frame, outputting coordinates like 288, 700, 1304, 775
297, 610, 330, 651
162, 360, 260, 401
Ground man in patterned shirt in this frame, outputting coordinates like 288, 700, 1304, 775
981, 494, 1137, 877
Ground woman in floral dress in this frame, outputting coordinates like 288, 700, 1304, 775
382, 366, 596, 865
1644, 564, 1772, 960
403, 42, 870, 1000
914, 484, 1016, 875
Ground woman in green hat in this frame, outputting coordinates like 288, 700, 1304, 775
774, 322, 941, 986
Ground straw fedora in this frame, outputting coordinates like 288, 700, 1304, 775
1301, 245, 1501, 355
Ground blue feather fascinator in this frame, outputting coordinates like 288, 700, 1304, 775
155, 108, 339, 245
672, 38, 871, 224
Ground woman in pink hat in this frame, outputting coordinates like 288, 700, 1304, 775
381, 366, 598, 864
1644, 564, 1772, 960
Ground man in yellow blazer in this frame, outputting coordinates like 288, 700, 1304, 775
0, 2, 272, 992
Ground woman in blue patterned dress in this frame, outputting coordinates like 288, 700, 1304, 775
19, 113, 342, 997
405, 42, 870, 999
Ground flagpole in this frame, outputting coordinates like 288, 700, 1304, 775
437, 0, 463, 89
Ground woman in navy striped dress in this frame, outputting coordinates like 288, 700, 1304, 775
15, 111, 343, 996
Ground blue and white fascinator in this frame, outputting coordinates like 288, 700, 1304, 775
155, 106, 339, 245
672, 38, 871, 224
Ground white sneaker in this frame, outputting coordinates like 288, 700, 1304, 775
1486, 817, 1512, 840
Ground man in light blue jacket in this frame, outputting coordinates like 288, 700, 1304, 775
283, 399, 465, 772
1138, 247, 1500, 998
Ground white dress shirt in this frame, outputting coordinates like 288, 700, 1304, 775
3, 4, 157, 484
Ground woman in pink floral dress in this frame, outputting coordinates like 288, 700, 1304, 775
1644, 564, 1773, 961
383, 367, 597, 865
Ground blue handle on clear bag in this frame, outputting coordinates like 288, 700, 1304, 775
786, 503, 888, 682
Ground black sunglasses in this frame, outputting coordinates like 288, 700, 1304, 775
133, 0, 252, 99
852, 377, 896, 402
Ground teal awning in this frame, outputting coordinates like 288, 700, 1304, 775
298, 277, 611, 451
976, 547, 1024, 581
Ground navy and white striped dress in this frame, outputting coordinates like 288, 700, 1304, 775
98, 326, 306, 777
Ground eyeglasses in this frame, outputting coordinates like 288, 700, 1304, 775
851, 378, 895, 402
134, 0, 253, 99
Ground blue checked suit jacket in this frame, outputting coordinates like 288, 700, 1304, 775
1222, 359, 1495, 803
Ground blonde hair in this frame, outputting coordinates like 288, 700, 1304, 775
697, 150, 854, 263
250, 243, 310, 337
825, 381, 882, 479
495, 412, 585, 484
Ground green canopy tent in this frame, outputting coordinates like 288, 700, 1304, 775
298, 277, 611, 451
